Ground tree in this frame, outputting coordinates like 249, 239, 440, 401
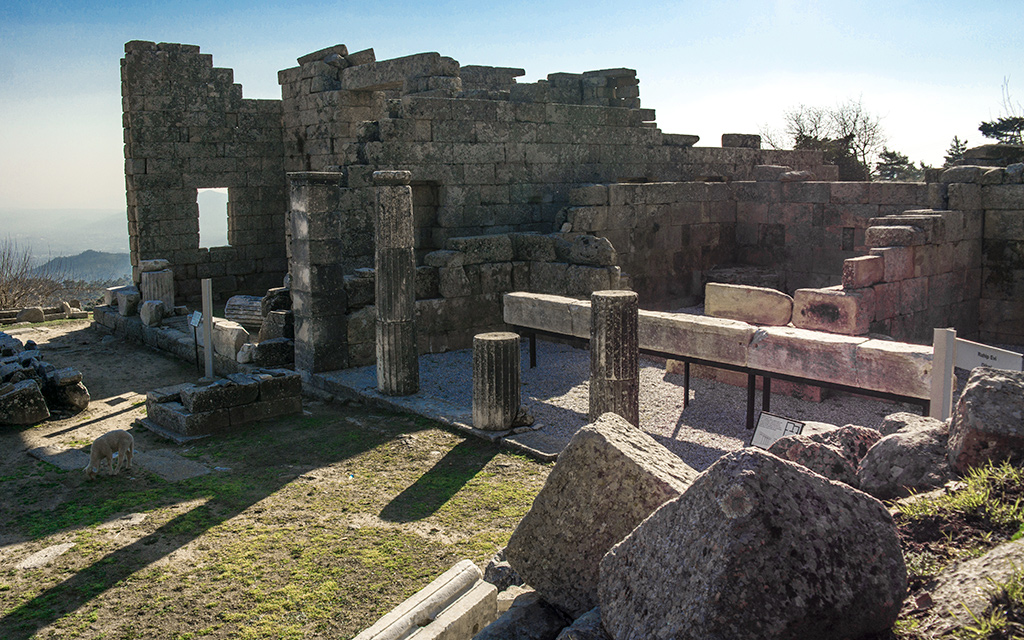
761, 98, 887, 181
0, 238, 71, 310
943, 136, 968, 167
979, 78, 1024, 146
875, 148, 926, 181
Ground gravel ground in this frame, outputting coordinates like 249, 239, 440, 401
412, 339, 924, 471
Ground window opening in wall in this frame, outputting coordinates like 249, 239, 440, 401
197, 187, 230, 248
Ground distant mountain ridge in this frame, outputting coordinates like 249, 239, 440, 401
33, 250, 132, 283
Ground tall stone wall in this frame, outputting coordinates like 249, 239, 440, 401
122, 41, 288, 304
565, 176, 931, 308
939, 167, 1024, 344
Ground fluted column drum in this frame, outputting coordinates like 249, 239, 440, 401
473, 332, 522, 431
589, 290, 639, 425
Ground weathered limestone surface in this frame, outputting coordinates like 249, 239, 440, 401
704, 282, 793, 326
471, 590, 568, 640
858, 417, 953, 500
639, 310, 753, 366
793, 285, 874, 335
140, 269, 174, 310
139, 300, 165, 327
589, 290, 638, 425
505, 413, 697, 618
767, 425, 881, 488
599, 449, 906, 640
947, 366, 1024, 473
841, 255, 884, 289
472, 332, 520, 431
747, 325, 867, 388
224, 295, 264, 328
117, 287, 141, 317
854, 339, 932, 399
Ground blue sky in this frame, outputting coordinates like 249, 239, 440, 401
0, 0, 1020, 212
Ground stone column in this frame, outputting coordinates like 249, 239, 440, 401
589, 290, 639, 426
288, 172, 348, 375
473, 332, 521, 431
374, 170, 419, 396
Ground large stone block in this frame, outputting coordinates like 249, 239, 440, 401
139, 269, 174, 309
747, 325, 866, 388
445, 234, 514, 264
704, 282, 793, 326
0, 379, 50, 425
948, 366, 1024, 473
854, 339, 932, 399
858, 417, 953, 500
505, 413, 697, 618
842, 255, 884, 289
197, 318, 250, 360
502, 292, 590, 339
792, 286, 874, 335
639, 310, 754, 366
599, 449, 906, 640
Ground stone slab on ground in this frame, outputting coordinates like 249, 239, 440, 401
28, 441, 211, 481
16, 543, 76, 570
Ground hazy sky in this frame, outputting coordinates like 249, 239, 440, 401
0, 0, 1020, 213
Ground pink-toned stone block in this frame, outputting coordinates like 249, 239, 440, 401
871, 282, 900, 322
747, 325, 867, 388
830, 182, 871, 204
842, 255, 884, 289
704, 283, 793, 326
854, 339, 932, 399
865, 225, 926, 247
792, 286, 875, 335
900, 277, 929, 313
869, 247, 914, 282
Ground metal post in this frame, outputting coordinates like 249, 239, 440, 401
930, 328, 957, 420
201, 278, 214, 380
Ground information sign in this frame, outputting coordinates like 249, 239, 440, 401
189, 311, 202, 328
955, 338, 1024, 372
750, 412, 805, 450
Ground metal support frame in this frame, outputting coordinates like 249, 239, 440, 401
516, 326, 930, 430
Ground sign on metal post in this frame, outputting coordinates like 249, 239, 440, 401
955, 337, 1024, 372
750, 411, 805, 450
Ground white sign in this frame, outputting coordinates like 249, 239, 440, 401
751, 412, 805, 450
189, 311, 202, 328
955, 338, 1024, 372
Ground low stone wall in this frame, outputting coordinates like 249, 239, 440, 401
503, 292, 932, 400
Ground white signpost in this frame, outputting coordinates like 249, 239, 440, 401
751, 412, 805, 450
930, 328, 1024, 421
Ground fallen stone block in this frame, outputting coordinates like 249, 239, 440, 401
139, 300, 165, 327
704, 282, 793, 326
104, 285, 134, 306
600, 448, 907, 640
878, 411, 937, 436
858, 416, 953, 500
147, 382, 194, 404
225, 295, 264, 329
258, 310, 294, 342
0, 379, 50, 425
482, 548, 522, 592
47, 381, 90, 412
947, 366, 1024, 473
793, 285, 874, 335
198, 318, 250, 360
252, 337, 294, 367
554, 607, 608, 640
15, 307, 45, 324
353, 559, 486, 640
473, 590, 568, 640
505, 413, 697, 618
919, 540, 1024, 638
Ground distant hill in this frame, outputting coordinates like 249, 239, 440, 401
33, 250, 132, 283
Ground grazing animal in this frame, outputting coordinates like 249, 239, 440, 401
84, 429, 134, 479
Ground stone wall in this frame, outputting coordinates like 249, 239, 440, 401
565, 176, 932, 307
937, 168, 1024, 344
122, 41, 288, 304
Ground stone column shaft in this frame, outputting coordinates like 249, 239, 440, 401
473, 332, 521, 431
589, 290, 639, 425
374, 170, 418, 396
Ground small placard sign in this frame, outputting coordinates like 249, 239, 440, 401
955, 338, 1024, 372
751, 412, 805, 450
189, 311, 202, 328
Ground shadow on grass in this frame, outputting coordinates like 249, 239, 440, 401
0, 414, 395, 640
378, 439, 497, 523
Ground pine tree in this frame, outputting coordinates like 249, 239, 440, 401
943, 136, 968, 167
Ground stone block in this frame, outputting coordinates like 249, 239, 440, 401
842, 255, 884, 289
753, 165, 790, 181
137, 300, 165, 328
865, 225, 926, 247
197, 318, 250, 360
981, 184, 1024, 209
747, 325, 867, 388
146, 382, 194, 404
15, 308, 45, 323
721, 133, 761, 148
792, 286, 875, 335
256, 369, 303, 401
0, 379, 49, 425
639, 310, 753, 366
251, 337, 294, 367
445, 234, 514, 264
567, 235, 616, 266
502, 292, 590, 339
599, 449, 906, 640
146, 400, 231, 436
139, 269, 174, 309
509, 233, 557, 262
704, 282, 793, 326
438, 266, 472, 298
858, 418, 952, 500
228, 396, 302, 425
868, 246, 914, 282
473, 590, 566, 640
180, 376, 260, 413
899, 277, 928, 313
948, 367, 1024, 473
505, 413, 697, 618
116, 287, 142, 317
854, 339, 932, 399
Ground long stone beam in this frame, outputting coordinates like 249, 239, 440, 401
340, 52, 459, 91
503, 291, 932, 399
